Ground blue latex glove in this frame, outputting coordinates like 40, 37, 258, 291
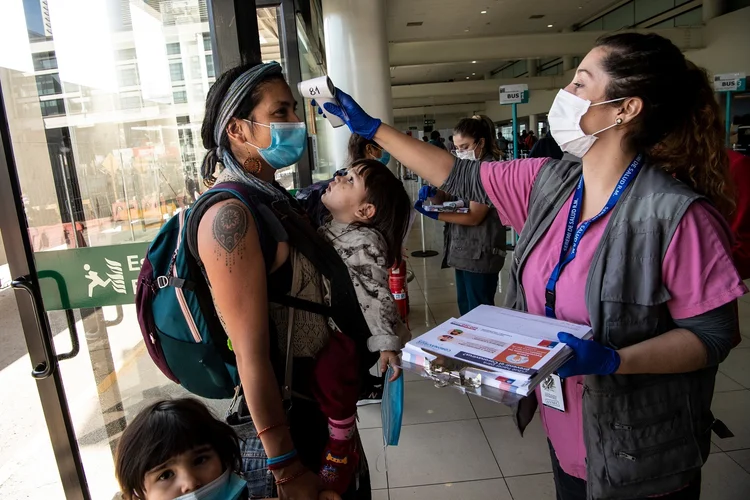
556, 332, 621, 378
414, 200, 439, 220
311, 89, 382, 140
418, 185, 437, 202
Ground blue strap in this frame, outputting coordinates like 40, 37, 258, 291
266, 449, 298, 466
544, 154, 643, 318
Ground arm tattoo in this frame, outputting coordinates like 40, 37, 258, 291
212, 203, 247, 270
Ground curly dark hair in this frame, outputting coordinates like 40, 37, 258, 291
595, 33, 733, 216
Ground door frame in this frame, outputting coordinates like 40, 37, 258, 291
0, 81, 90, 500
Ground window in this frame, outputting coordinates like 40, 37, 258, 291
206, 54, 215, 78
119, 94, 142, 109
32, 51, 57, 71
202, 32, 211, 51
166, 42, 181, 55
39, 98, 65, 116
170, 62, 185, 82
173, 90, 187, 104
117, 67, 139, 87
35, 74, 62, 96
116, 48, 137, 61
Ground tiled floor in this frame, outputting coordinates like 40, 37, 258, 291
358, 179, 750, 500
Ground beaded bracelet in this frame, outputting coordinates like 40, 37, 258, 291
274, 468, 307, 486
266, 449, 298, 468
256, 422, 288, 438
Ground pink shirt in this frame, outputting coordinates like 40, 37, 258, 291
480, 158, 747, 479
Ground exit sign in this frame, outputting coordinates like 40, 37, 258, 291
424, 119, 436, 125
714, 73, 747, 92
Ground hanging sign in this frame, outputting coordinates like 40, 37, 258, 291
424, 118, 436, 125
713, 73, 747, 92
500, 84, 529, 105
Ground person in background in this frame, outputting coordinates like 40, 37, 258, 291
519, 130, 528, 149
529, 130, 564, 160
728, 149, 750, 280
448, 135, 457, 153
496, 132, 509, 159
414, 115, 507, 315
429, 130, 447, 150
421, 136, 429, 142
524, 130, 537, 150
318, 31, 744, 500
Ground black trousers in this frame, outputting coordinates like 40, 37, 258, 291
548, 440, 701, 500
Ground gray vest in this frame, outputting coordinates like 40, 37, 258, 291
506, 159, 717, 500
444, 154, 507, 274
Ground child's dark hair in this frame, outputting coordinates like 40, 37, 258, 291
350, 159, 410, 267
115, 398, 241, 500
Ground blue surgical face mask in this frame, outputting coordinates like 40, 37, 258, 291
173, 469, 246, 500
378, 150, 391, 165
244, 120, 307, 169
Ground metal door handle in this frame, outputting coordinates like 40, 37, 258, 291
56, 309, 80, 361
11, 275, 55, 379
35, 270, 82, 362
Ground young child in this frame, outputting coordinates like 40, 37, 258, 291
313, 158, 412, 493
115, 398, 341, 500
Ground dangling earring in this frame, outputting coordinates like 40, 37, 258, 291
616, 117, 623, 125
243, 145, 262, 174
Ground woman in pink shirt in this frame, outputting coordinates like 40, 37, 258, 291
316, 32, 745, 500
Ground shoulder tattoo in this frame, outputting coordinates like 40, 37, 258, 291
212, 202, 247, 270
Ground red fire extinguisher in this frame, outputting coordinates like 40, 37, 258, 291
389, 260, 409, 322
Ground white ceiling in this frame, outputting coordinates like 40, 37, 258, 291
386, 0, 615, 42
390, 60, 499, 85
386, 0, 619, 86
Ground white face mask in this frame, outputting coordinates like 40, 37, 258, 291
455, 142, 480, 161
547, 89, 628, 158
173, 469, 246, 500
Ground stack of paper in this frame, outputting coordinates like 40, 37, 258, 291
402, 305, 592, 396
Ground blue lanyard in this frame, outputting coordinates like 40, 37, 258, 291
544, 154, 643, 318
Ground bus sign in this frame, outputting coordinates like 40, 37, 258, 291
499, 84, 529, 105
714, 73, 747, 92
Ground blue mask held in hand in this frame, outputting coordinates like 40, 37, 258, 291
173, 469, 246, 500
381, 365, 403, 446
378, 150, 391, 165
244, 120, 307, 169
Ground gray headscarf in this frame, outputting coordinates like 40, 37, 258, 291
201, 61, 286, 200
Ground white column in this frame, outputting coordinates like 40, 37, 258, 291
703, 0, 726, 22
528, 114, 538, 136
322, 0, 394, 172
561, 28, 574, 72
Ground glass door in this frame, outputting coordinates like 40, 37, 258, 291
0, 1, 233, 498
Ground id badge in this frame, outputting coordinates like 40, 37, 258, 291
540, 374, 565, 412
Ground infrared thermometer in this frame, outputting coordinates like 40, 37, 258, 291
297, 76, 347, 128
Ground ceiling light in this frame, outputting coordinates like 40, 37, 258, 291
529, 14, 545, 19
472, 73, 476, 75
481, 10, 487, 14
464, 28, 470, 32
472, 60, 477, 63
547, 24, 554, 28
466, 76, 470, 79
406, 21, 423, 27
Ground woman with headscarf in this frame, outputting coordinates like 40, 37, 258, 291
195, 61, 370, 499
